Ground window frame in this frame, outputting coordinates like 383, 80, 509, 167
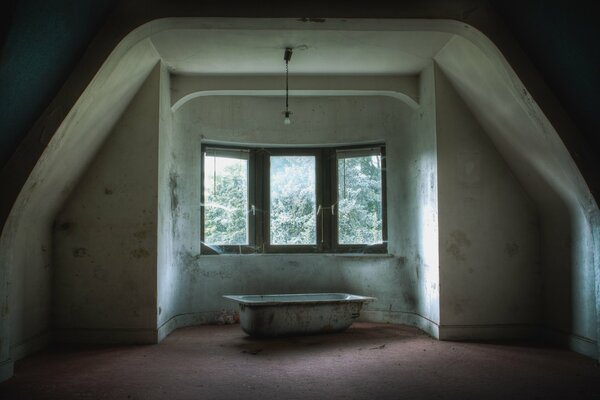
200, 143, 387, 254
263, 148, 323, 253
200, 145, 256, 255
332, 146, 387, 253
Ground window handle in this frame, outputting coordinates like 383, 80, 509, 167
331, 204, 335, 215
317, 205, 322, 215
251, 204, 256, 216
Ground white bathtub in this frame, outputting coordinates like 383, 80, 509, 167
223, 293, 376, 337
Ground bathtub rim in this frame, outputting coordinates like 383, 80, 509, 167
223, 293, 376, 306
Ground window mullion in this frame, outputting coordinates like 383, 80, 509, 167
316, 150, 324, 251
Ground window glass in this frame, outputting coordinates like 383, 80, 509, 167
203, 150, 249, 245
337, 152, 383, 244
270, 155, 316, 245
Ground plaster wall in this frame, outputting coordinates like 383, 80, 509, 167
0, 35, 160, 377
157, 63, 177, 334
400, 64, 440, 331
435, 66, 541, 338
7, 220, 51, 360
163, 90, 440, 337
52, 65, 160, 343
435, 36, 598, 355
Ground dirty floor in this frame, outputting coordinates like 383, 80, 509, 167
1, 323, 599, 400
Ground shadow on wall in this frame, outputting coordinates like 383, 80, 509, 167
539, 178, 573, 339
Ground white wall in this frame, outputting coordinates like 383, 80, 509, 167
400, 64, 440, 332
159, 91, 441, 337
435, 65, 541, 339
0, 35, 160, 377
436, 36, 598, 356
52, 64, 160, 343
157, 63, 177, 336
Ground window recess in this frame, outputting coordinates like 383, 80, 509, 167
201, 144, 386, 254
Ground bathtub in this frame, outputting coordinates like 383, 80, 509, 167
223, 293, 375, 337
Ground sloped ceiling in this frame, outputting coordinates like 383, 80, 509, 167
0, 0, 598, 196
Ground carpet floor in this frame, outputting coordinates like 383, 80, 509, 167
1, 323, 599, 400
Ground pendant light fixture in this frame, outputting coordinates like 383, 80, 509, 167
283, 47, 293, 125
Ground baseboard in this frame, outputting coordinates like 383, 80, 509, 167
157, 311, 220, 342
10, 331, 50, 361
0, 358, 13, 383
53, 328, 158, 345
438, 324, 538, 341
360, 310, 440, 339
541, 328, 598, 359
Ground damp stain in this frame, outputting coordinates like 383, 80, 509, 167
453, 303, 464, 315
402, 293, 417, 308
446, 230, 471, 262
169, 172, 179, 211
73, 248, 88, 258
131, 248, 150, 258
56, 221, 72, 231
505, 242, 520, 257
298, 17, 326, 23
93, 266, 108, 281
133, 230, 148, 239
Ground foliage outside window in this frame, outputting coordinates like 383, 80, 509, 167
201, 145, 386, 254
203, 149, 249, 246
270, 156, 317, 245
337, 149, 383, 245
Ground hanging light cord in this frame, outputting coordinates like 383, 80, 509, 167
285, 56, 289, 113
283, 47, 293, 122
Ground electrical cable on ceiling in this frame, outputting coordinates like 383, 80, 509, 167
283, 47, 293, 125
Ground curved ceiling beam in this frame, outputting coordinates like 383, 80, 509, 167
171, 75, 420, 111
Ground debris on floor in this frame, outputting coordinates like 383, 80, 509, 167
241, 349, 262, 355
216, 309, 239, 325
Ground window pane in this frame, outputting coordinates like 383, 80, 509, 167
338, 154, 383, 244
270, 156, 316, 245
203, 152, 248, 245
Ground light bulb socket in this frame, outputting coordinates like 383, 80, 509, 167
284, 48, 293, 62
283, 110, 292, 125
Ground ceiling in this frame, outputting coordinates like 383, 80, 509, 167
1, 0, 598, 178
150, 29, 453, 75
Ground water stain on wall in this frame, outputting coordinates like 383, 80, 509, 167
72, 248, 88, 258
169, 172, 179, 211
505, 242, 520, 257
446, 230, 471, 262
402, 292, 417, 308
453, 302, 464, 315
93, 265, 108, 281
57, 221, 72, 231
131, 248, 150, 258
178, 250, 201, 268
133, 229, 148, 239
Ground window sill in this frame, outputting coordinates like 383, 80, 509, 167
199, 253, 394, 258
